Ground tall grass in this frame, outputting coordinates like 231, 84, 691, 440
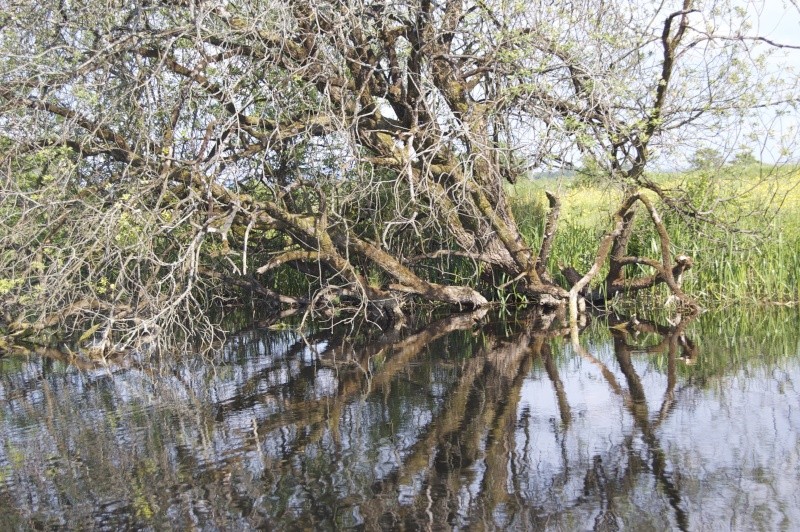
667, 216, 800, 304
509, 166, 800, 306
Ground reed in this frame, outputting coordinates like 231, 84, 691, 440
508, 166, 800, 306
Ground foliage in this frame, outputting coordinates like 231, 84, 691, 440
731, 150, 759, 167
509, 164, 800, 305
1, 0, 798, 355
690, 148, 724, 170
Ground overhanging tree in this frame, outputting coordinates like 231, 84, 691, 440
1, 0, 796, 354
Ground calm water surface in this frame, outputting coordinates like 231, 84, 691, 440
1, 308, 798, 530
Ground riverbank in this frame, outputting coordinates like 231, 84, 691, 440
508, 164, 800, 306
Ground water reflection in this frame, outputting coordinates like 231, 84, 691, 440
1, 308, 798, 530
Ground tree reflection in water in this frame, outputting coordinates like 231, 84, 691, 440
0, 308, 797, 530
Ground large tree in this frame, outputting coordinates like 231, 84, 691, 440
0, 0, 795, 354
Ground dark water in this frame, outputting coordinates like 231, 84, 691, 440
1, 307, 799, 530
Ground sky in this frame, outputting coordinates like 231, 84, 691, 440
745, 1, 800, 163
756, 1, 800, 45
754, 0, 800, 73
659, 1, 800, 167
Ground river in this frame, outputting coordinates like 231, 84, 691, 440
1, 307, 798, 530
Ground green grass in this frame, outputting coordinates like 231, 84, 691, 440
508, 165, 800, 306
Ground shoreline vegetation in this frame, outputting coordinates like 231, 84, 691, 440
2, 161, 797, 360
3, 162, 798, 360
2, 1, 799, 359
509, 163, 800, 308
